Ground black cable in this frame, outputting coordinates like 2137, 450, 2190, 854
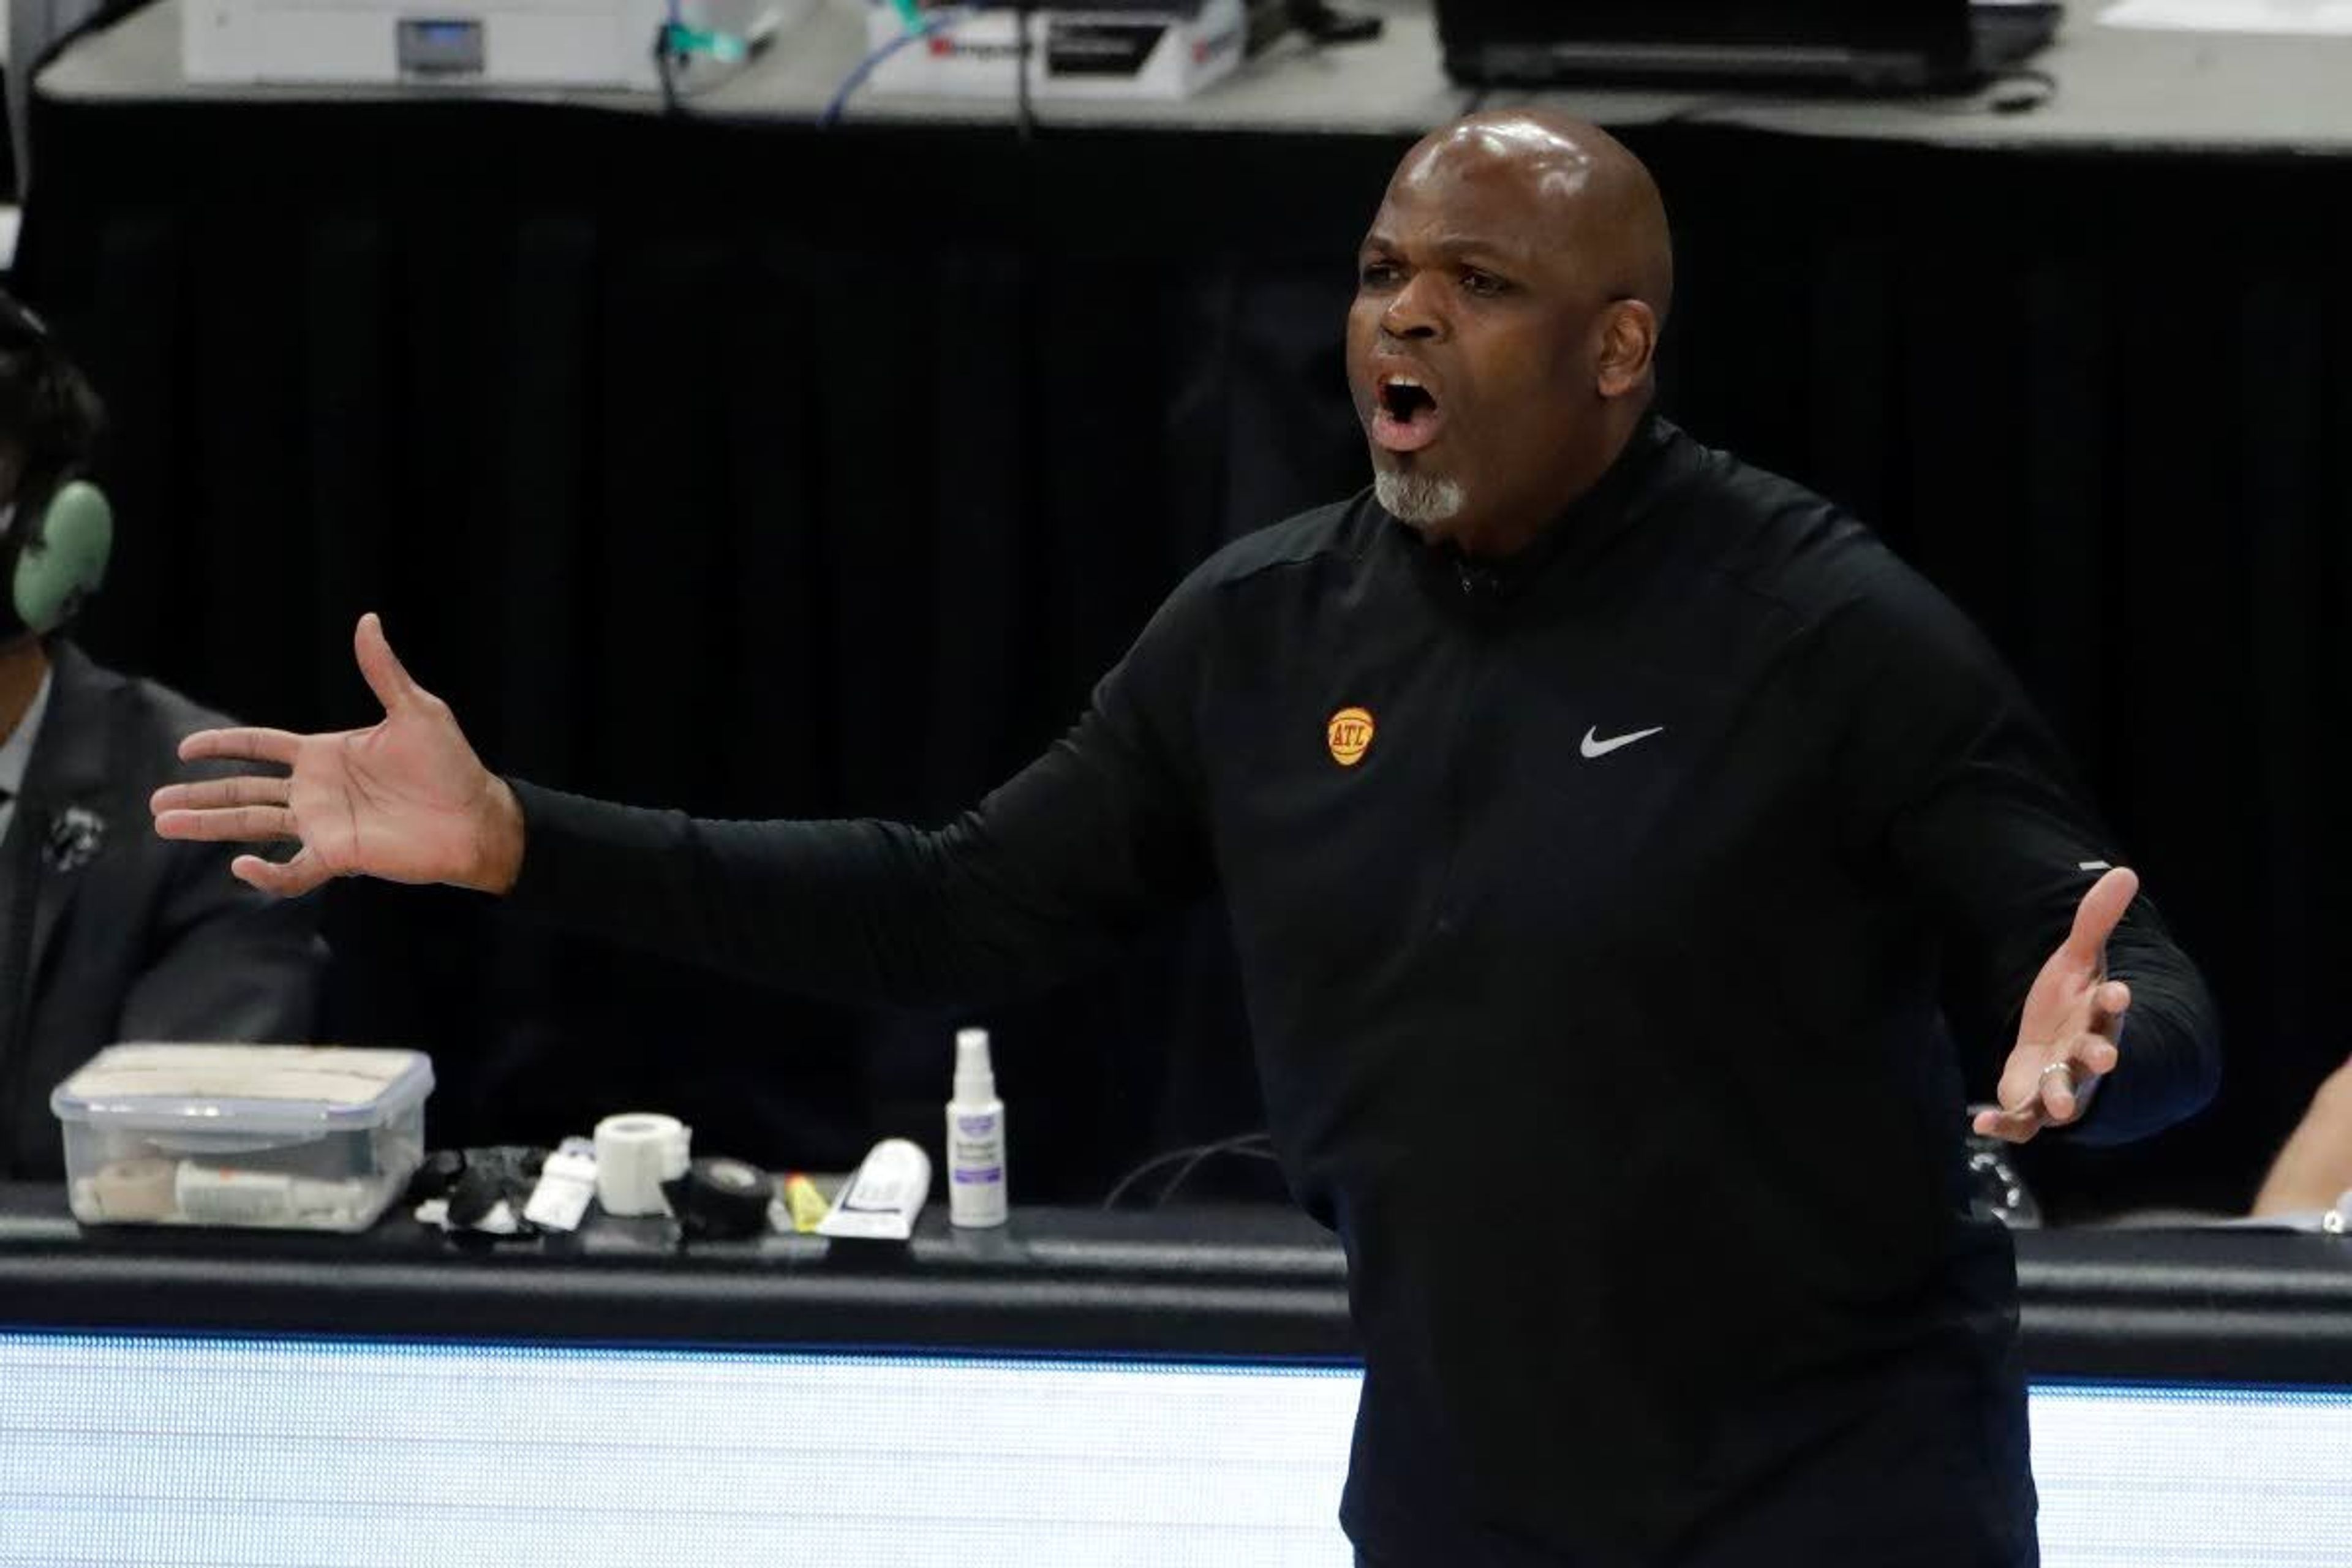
651, 13, 775, 118
1154, 1143, 1280, 1209
821, 9, 976, 128
652, 22, 682, 116
1102, 1132, 1275, 1209
15, 0, 156, 194
1014, 0, 1038, 141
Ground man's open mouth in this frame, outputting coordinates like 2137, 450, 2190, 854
1372, 373, 1446, 453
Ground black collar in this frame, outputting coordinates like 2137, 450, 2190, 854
1396, 412, 1674, 612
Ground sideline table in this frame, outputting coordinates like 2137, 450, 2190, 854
4, 1185, 2351, 1564
36, 0, 2352, 148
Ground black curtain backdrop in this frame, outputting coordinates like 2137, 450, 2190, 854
16, 94, 2351, 1214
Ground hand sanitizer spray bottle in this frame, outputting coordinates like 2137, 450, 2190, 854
946, 1028, 1008, 1228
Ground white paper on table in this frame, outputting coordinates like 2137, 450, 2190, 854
2099, 0, 2352, 34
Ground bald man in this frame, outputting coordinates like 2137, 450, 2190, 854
156, 115, 2218, 1565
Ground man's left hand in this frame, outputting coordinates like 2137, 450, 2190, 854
1972, 866, 2139, 1145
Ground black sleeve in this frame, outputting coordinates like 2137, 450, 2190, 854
1825, 560, 2222, 1147
500, 562, 1219, 1009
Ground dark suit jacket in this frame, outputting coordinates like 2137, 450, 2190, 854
0, 641, 328, 1177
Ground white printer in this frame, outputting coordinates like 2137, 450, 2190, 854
181, 0, 783, 89
858, 0, 1245, 102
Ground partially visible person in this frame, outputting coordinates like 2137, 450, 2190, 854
2252, 1057, 2352, 1218
0, 287, 326, 1177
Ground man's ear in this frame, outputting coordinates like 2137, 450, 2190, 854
1596, 301, 1660, 400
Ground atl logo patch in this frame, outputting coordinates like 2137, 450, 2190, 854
1326, 706, 1375, 767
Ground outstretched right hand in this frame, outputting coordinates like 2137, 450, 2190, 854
150, 612, 525, 898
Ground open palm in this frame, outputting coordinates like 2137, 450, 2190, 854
1972, 866, 2138, 1144
151, 614, 519, 897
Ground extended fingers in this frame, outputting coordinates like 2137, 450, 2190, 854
154, 805, 301, 843
151, 775, 291, 814
1973, 1066, 2076, 1144
179, 727, 303, 767
2062, 865, 2141, 968
2064, 983, 2131, 1077
2036, 1060, 2087, 1123
231, 849, 331, 898
1972, 1101, 2041, 1144
354, 612, 422, 714
1980, 1035, 2124, 1144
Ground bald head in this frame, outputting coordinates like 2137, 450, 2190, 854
1345, 111, 1675, 557
1393, 111, 1675, 330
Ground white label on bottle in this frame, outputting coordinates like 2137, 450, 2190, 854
947, 1106, 1008, 1224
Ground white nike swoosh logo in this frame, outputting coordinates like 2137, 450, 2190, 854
1581, 725, 1666, 759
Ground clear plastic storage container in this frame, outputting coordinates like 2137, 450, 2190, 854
51, 1044, 434, 1233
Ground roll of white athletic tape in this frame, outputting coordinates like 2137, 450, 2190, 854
593, 1113, 692, 1217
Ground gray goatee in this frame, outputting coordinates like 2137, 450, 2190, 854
1375, 469, 1467, 529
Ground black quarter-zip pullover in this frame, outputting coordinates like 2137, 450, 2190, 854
508, 417, 2219, 1566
